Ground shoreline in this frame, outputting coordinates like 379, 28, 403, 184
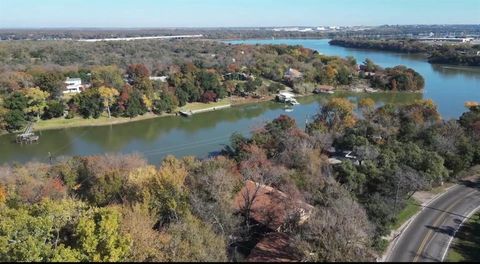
3, 89, 420, 135
23, 96, 276, 133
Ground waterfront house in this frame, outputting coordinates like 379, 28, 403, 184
284, 68, 303, 81
63, 78, 83, 94
313, 85, 335, 94
233, 180, 314, 232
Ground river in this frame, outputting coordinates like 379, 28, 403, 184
1, 39, 479, 165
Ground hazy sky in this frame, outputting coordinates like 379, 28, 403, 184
0, 0, 479, 28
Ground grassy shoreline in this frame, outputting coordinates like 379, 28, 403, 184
7, 88, 421, 134
30, 97, 266, 132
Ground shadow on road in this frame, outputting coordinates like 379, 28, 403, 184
457, 179, 480, 189
425, 224, 455, 236
421, 205, 471, 219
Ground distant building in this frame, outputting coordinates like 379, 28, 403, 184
63, 78, 83, 94
417, 37, 474, 43
149, 76, 168, 82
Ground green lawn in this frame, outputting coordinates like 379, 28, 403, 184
179, 98, 231, 112
446, 212, 480, 262
391, 198, 421, 230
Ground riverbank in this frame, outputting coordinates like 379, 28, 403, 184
30, 97, 271, 132
26, 88, 420, 133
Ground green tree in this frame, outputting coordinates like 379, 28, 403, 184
22, 87, 50, 121
43, 100, 65, 119
31, 71, 64, 97
74, 208, 131, 262
91, 65, 124, 90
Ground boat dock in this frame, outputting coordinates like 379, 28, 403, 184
16, 122, 39, 144
179, 104, 231, 117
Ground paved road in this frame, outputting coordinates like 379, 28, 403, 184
386, 179, 480, 262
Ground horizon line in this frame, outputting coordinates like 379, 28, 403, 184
1, 23, 479, 30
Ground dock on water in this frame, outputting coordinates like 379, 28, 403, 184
16, 122, 39, 144
178, 103, 231, 117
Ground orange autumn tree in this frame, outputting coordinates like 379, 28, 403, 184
308, 98, 356, 133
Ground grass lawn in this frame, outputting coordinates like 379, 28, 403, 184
179, 98, 231, 112
446, 212, 480, 262
34, 112, 164, 131
391, 198, 421, 230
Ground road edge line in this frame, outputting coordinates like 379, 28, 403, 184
380, 184, 458, 262
440, 204, 480, 262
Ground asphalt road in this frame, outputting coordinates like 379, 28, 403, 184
386, 179, 480, 262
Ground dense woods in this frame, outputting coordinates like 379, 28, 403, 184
1, 100, 479, 261
0, 39, 423, 134
330, 38, 480, 66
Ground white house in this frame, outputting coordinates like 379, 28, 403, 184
149, 76, 168, 82
64, 78, 83, 94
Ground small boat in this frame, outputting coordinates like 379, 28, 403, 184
286, 98, 300, 105
179, 110, 192, 117
285, 108, 294, 112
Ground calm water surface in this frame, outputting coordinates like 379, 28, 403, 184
1, 39, 479, 164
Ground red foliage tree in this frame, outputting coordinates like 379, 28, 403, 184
201, 91, 217, 103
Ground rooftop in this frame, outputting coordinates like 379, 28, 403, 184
233, 180, 314, 231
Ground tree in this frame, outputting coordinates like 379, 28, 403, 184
98, 86, 119, 118
358, 98, 376, 121
200, 91, 217, 103
72, 89, 103, 119
31, 71, 64, 97
124, 91, 147, 118
126, 64, 153, 94
43, 100, 65, 119
91, 65, 124, 89
74, 208, 131, 262
153, 92, 178, 114
308, 98, 356, 133
4, 109, 26, 131
22, 87, 50, 121
362, 58, 380, 72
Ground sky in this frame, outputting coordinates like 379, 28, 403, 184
0, 0, 479, 28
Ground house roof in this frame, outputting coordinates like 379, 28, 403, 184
65, 77, 82, 83
317, 85, 335, 91
284, 68, 303, 79
247, 233, 301, 262
233, 180, 314, 231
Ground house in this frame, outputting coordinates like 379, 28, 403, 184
149, 76, 168, 82
63, 78, 83, 94
246, 233, 301, 262
313, 85, 335, 94
284, 68, 303, 81
233, 180, 314, 232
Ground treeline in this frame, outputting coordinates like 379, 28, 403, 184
2, 25, 479, 41
0, 39, 423, 133
1, 100, 479, 261
330, 38, 480, 66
